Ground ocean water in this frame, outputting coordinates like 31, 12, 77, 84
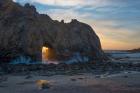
105, 50, 140, 63
108, 51, 140, 58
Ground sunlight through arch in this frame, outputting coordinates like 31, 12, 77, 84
42, 46, 57, 64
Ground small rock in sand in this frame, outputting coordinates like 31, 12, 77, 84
25, 75, 32, 79
70, 78, 77, 81
123, 75, 128, 78
78, 77, 84, 80
95, 75, 101, 78
0, 76, 8, 82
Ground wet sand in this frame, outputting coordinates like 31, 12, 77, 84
0, 71, 140, 93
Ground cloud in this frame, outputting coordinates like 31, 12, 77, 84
89, 20, 140, 50
13, 0, 140, 50
13, 0, 111, 7
38, 8, 92, 22
13, 0, 89, 6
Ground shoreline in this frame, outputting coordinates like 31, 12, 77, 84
0, 61, 140, 76
0, 71, 140, 93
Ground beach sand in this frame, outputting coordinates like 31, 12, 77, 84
0, 71, 140, 93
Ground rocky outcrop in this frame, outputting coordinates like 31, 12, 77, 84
127, 48, 140, 53
0, 0, 106, 63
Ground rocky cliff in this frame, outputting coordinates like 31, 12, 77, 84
0, 0, 106, 63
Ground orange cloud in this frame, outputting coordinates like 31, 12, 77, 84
84, 19, 140, 50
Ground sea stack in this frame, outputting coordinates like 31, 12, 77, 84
0, 0, 106, 63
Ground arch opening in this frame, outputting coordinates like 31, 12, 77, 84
42, 46, 57, 64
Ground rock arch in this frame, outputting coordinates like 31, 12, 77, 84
0, 0, 107, 63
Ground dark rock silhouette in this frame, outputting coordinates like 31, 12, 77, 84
127, 48, 140, 53
0, 0, 106, 63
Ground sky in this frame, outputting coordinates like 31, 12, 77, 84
13, 0, 140, 50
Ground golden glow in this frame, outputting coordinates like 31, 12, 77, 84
84, 19, 140, 50
42, 47, 49, 62
96, 28, 140, 50
42, 46, 57, 63
36, 80, 50, 89
42, 47, 49, 52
